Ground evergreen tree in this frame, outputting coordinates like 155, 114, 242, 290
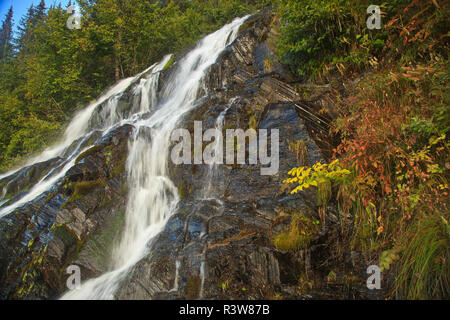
33, 0, 47, 22
0, 7, 13, 60
15, 5, 35, 53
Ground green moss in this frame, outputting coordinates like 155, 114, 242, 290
163, 55, 175, 70
185, 275, 202, 299
99, 196, 114, 209
86, 136, 97, 146
44, 191, 56, 204
64, 179, 106, 206
53, 225, 77, 247
75, 145, 101, 164
100, 144, 128, 178
237, 17, 257, 35
111, 156, 127, 178
273, 213, 320, 251
103, 145, 114, 163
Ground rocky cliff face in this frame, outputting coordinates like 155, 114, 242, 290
0, 12, 384, 300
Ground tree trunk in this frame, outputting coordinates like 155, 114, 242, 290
115, 55, 120, 82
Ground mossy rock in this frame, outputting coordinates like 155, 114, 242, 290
185, 275, 202, 299
163, 55, 175, 70
272, 212, 320, 251
64, 179, 106, 206
76, 209, 126, 273
53, 225, 77, 248
102, 144, 127, 178
75, 145, 102, 164
111, 155, 127, 178
238, 16, 258, 35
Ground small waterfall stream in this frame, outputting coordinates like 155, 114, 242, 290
192, 98, 237, 298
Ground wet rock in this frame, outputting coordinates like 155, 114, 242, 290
0, 157, 63, 200
0, 11, 384, 300
0, 123, 132, 299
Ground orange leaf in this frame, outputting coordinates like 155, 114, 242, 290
377, 226, 384, 235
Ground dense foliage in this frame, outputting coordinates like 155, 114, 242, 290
279, 0, 449, 299
276, 0, 449, 80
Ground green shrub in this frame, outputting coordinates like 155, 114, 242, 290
273, 213, 320, 251
394, 214, 449, 299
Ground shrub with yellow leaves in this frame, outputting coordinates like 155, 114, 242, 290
284, 159, 351, 194
283, 159, 351, 225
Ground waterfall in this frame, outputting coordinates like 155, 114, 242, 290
202, 99, 236, 198
0, 55, 173, 219
61, 16, 249, 300
194, 99, 236, 298
170, 259, 181, 292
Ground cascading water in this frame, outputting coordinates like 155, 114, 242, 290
60, 16, 249, 300
203, 99, 236, 198
170, 259, 181, 292
0, 55, 172, 219
0, 77, 132, 218
194, 99, 236, 298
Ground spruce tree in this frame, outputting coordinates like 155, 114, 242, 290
15, 5, 35, 53
34, 0, 47, 22
0, 7, 13, 60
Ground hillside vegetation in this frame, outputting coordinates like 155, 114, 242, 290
0, 0, 270, 171
278, 0, 449, 299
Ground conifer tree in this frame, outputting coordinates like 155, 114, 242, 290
15, 5, 35, 53
0, 7, 13, 60
34, 0, 47, 22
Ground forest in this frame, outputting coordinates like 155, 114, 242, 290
0, 0, 271, 171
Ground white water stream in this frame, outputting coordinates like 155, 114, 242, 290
0, 58, 172, 214
59, 16, 249, 299
0, 15, 248, 299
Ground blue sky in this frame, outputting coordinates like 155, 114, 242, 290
0, 0, 73, 34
